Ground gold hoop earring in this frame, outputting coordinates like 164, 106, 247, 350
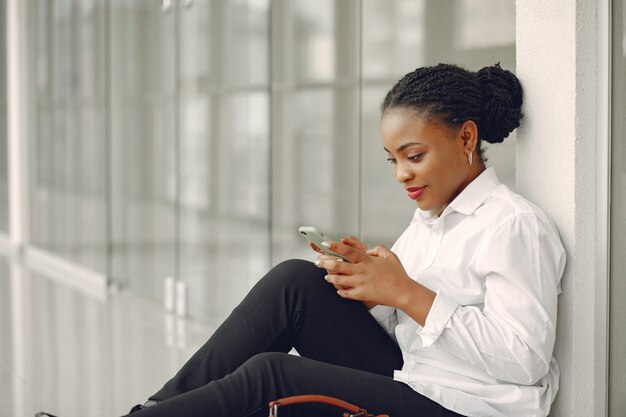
468, 152, 473, 166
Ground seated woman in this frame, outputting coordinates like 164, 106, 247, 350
40, 63, 566, 417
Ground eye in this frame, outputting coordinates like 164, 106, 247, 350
408, 153, 424, 162
386, 157, 397, 165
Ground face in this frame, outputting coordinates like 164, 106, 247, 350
380, 108, 477, 216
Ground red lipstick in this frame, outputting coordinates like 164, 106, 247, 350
406, 186, 426, 200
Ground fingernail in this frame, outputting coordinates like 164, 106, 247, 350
324, 275, 330, 281
336, 258, 343, 262
321, 241, 331, 248
314, 260, 320, 267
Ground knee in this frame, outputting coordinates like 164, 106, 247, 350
273, 258, 319, 277
239, 352, 297, 380
244, 351, 291, 368
265, 259, 327, 292
241, 259, 331, 314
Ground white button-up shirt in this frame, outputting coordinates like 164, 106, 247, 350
370, 167, 565, 417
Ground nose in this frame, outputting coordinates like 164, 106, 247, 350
395, 162, 413, 184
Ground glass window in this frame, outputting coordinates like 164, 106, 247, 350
24, 0, 517, 323
177, 0, 271, 321
109, 0, 177, 303
454, 0, 515, 49
609, 0, 626, 413
270, 0, 360, 265
29, 0, 107, 272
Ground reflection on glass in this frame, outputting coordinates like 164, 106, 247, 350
179, 93, 271, 321
23, 0, 517, 325
178, 0, 269, 89
0, 259, 214, 417
454, 0, 515, 49
362, 0, 426, 80
270, 0, 360, 265
29, 0, 107, 272
609, 0, 626, 414
177, 0, 271, 322
0, 0, 8, 233
109, 0, 177, 304
271, 90, 361, 263
294, 0, 336, 82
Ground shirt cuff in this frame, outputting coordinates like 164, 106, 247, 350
368, 304, 396, 322
416, 290, 458, 347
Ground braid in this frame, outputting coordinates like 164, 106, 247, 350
477, 64, 523, 143
381, 63, 523, 157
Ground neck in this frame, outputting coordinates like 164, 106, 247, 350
434, 162, 487, 217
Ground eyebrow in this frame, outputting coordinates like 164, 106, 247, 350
383, 142, 424, 154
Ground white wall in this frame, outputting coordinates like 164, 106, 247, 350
6, 0, 30, 259
516, 0, 606, 416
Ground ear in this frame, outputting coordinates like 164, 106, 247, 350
457, 120, 479, 154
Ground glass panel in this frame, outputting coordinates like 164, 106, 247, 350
29, 0, 107, 272
19, 0, 518, 325
178, 0, 271, 322
271, 0, 360, 264
361, 0, 426, 81
609, 0, 626, 414
360, 0, 516, 245
109, 0, 177, 304
293, 0, 336, 83
0, 0, 8, 233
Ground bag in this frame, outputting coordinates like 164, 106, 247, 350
268, 394, 389, 417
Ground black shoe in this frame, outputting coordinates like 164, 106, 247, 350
129, 400, 160, 413
35, 413, 58, 417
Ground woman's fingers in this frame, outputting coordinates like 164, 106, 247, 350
315, 255, 350, 274
366, 244, 385, 256
309, 242, 322, 253
334, 284, 365, 300
324, 273, 360, 292
316, 243, 410, 308
340, 236, 368, 251
323, 241, 363, 263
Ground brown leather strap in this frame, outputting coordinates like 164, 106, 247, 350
268, 394, 389, 417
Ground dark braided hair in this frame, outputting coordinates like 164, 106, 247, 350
381, 63, 523, 158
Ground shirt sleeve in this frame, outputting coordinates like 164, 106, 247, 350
369, 305, 398, 342
418, 212, 565, 385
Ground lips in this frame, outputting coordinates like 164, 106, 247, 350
406, 186, 426, 200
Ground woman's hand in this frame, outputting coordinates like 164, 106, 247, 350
309, 235, 367, 253
313, 236, 369, 302
315, 241, 436, 325
339, 235, 368, 252
316, 242, 411, 308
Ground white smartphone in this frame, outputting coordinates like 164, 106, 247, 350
298, 226, 352, 263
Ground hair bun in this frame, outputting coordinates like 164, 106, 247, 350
477, 63, 523, 144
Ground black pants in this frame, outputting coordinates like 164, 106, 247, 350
124, 259, 465, 417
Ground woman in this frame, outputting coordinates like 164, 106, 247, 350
128, 63, 565, 417
40, 63, 565, 417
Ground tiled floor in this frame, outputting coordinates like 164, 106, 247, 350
0, 256, 217, 417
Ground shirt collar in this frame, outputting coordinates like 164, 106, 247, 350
413, 167, 501, 224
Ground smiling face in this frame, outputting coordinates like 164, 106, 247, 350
381, 108, 483, 216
